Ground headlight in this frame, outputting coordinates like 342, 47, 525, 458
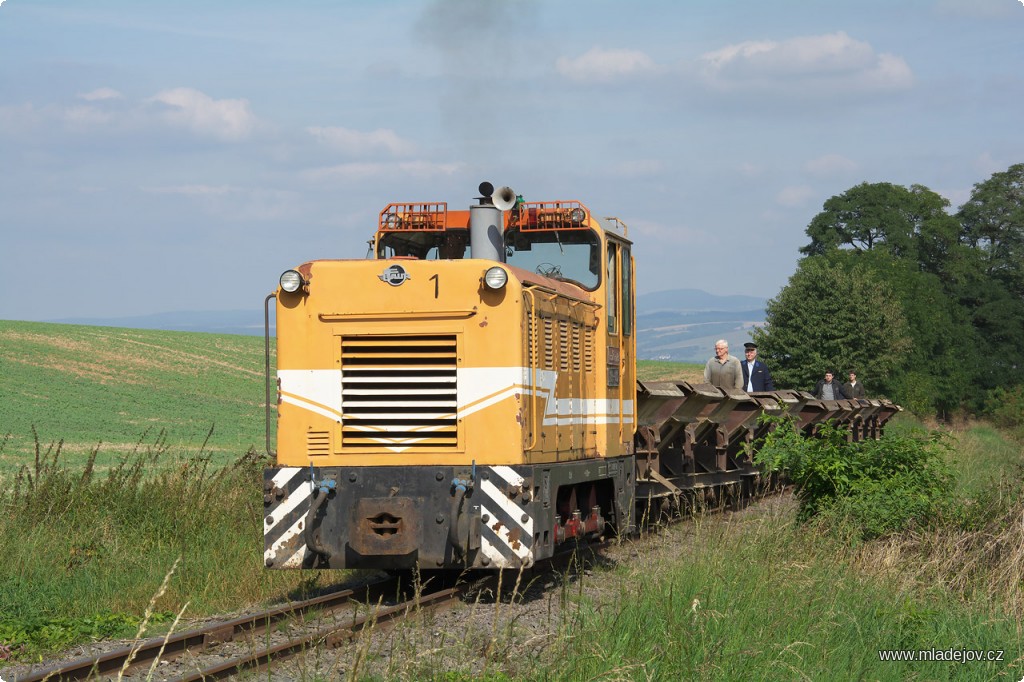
483, 266, 508, 290
569, 207, 586, 224
279, 270, 304, 293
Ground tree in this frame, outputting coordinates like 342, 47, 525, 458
752, 257, 912, 397
958, 163, 1024, 297
801, 182, 961, 277
956, 164, 1024, 391
798, 180, 988, 414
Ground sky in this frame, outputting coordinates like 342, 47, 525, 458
2, 0, 1024, 322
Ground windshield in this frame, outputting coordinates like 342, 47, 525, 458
377, 230, 469, 260
504, 228, 601, 290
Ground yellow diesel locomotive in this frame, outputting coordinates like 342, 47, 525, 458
263, 183, 638, 570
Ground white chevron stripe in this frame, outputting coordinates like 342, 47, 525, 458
264, 514, 308, 566
489, 465, 525, 488
279, 545, 309, 569
271, 466, 305, 490
264, 479, 312, 531
278, 367, 635, 433
479, 478, 534, 567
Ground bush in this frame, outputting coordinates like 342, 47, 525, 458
753, 416, 953, 539
983, 385, 1024, 437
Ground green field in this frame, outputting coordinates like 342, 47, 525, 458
0, 320, 269, 472
0, 319, 700, 472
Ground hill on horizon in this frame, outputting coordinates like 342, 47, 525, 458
35, 287, 768, 363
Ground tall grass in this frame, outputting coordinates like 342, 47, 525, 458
0, 433, 342, 660
539, 508, 1021, 680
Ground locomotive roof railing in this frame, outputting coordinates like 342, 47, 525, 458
508, 201, 591, 231
378, 202, 448, 231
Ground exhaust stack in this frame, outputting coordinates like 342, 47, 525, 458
470, 182, 514, 262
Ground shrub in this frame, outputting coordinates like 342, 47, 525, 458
752, 416, 954, 539
983, 385, 1024, 437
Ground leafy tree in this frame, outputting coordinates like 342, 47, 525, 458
958, 163, 1024, 297
955, 165, 1024, 391
801, 182, 960, 276
833, 249, 977, 415
752, 256, 912, 395
797, 180, 986, 413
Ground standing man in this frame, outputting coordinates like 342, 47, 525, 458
813, 370, 847, 400
843, 371, 865, 399
740, 342, 775, 392
704, 339, 743, 390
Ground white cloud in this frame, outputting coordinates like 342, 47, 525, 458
63, 105, 116, 126
78, 87, 123, 101
698, 32, 913, 94
307, 126, 415, 157
304, 161, 462, 183
776, 185, 816, 207
148, 87, 256, 141
556, 47, 661, 83
804, 153, 858, 176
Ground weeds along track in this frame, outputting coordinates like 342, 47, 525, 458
7, 574, 465, 682
7, 542, 611, 682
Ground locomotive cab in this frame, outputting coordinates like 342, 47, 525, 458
263, 184, 637, 571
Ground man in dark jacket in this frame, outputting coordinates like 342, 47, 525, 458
843, 371, 866, 399
740, 342, 775, 392
813, 370, 847, 400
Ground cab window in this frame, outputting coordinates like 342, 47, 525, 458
606, 242, 618, 334
377, 230, 469, 260
622, 246, 632, 337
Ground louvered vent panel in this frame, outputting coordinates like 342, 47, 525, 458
341, 335, 458, 448
559, 320, 569, 371
584, 326, 595, 372
527, 314, 536, 366
306, 431, 331, 456
543, 319, 554, 370
572, 324, 582, 371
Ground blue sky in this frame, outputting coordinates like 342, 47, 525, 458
2, 0, 1023, 321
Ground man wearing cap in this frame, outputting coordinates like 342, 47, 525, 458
740, 342, 775, 392
813, 370, 847, 400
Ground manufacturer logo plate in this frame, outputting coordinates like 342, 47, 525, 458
378, 265, 411, 286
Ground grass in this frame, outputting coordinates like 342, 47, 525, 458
0, 436, 343, 662
636, 359, 703, 383
0, 319, 269, 472
2, 320, 1021, 678
0, 319, 694, 470
539, 509, 1021, 680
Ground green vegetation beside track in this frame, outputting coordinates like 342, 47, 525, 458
1, 321, 1022, 679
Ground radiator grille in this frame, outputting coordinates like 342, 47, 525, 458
341, 335, 458, 448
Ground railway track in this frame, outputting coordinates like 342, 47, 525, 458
8, 544, 609, 682
8, 574, 480, 682
7, 485, 794, 681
